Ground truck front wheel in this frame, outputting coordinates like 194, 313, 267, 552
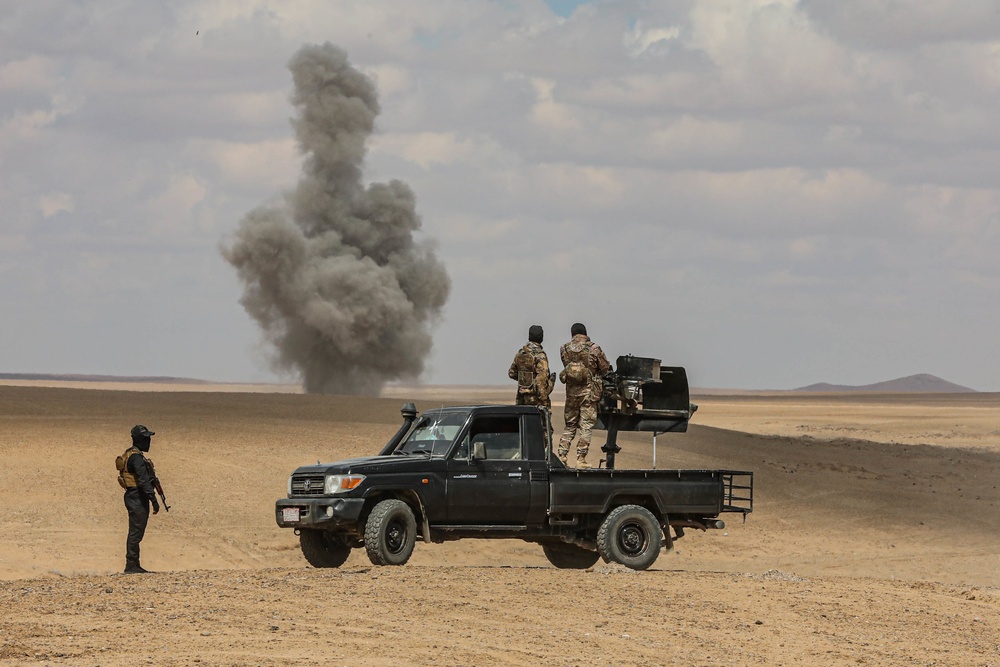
542, 543, 600, 569
299, 529, 352, 568
597, 505, 662, 570
364, 499, 417, 566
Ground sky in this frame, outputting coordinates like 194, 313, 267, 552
2, 0, 999, 392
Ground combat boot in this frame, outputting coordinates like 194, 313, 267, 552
556, 447, 569, 466
124, 563, 149, 574
575, 452, 591, 469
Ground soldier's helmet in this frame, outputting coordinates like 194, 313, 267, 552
130, 425, 155, 439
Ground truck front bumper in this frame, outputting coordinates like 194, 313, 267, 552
275, 497, 366, 529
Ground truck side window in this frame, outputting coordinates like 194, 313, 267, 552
465, 416, 521, 460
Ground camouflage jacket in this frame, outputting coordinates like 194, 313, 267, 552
559, 334, 611, 399
508, 342, 553, 404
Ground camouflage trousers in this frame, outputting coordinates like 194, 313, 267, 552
558, 393, 596, 457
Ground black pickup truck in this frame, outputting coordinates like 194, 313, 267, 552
275, 398, 753, 570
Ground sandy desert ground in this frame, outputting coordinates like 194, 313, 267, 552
0, 382, 998, 666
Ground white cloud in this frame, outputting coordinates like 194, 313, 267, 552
532, 163, 627, 208
0, 55, 59, 92
366, 64, 414, 98
902, 185, 1000, 239
528, 77, 583, 131
625, 22, 680, 57
372, 131, 497, 169
649, 116, 745, 157
145, 174, 209, 236
0, 94, 81, 145
38, 192, 75, 218
205, 90, 290, 127
195, 137, 299, 190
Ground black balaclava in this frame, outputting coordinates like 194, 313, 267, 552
528, 325, 543, 344
571, 322, 587, 336
130, 425, 155, 453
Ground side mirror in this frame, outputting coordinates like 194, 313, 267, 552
471, 441, 486, 461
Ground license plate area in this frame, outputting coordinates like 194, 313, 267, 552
282, 507, 301, 523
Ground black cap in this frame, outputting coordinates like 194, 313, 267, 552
131, 425, 155, 439
528, 325, 543, 343
571, 322, 587, 336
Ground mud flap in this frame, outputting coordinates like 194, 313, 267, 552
422, 513, 432, 544
660, 518, 675, 551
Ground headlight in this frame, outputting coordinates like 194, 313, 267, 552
324, 474, 366, 495
287, 475, 293, 497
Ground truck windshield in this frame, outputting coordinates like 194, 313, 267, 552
397, 410, 470, 456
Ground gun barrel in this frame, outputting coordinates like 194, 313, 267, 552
153, 480, 170, 511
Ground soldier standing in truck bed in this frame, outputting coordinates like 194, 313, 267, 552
557, 323, 611, 468
508, 325, 555, 409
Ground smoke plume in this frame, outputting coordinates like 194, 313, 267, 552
222, 43, 450, 395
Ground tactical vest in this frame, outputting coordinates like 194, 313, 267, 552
562, 340, 595, 384
116, 447, 155, 490
514, 345, 539, 390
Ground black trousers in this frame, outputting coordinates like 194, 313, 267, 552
124, 489, 150, 566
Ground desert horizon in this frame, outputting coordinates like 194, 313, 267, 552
0, 369, 982, 394
6, 376, 1000, 450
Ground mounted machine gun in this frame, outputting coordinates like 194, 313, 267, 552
596, 355, 698, 469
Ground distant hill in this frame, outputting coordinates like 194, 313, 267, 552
795, 374, 975, 393
0, 373, 210, 385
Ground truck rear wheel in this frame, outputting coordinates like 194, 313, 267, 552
364, 499, 417, 566
542, 543, 600, 569
597, 505, 662, 570
299, 529, 352, 568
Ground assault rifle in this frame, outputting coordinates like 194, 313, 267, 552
153, 477, 170, 512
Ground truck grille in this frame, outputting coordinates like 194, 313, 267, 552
290, 473, 326, 496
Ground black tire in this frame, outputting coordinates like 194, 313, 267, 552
596, 505, 662, 570
364, 499, 417, 566
299, 529, 352, 568
542, 543, 601, 569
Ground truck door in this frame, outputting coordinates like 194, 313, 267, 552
445, 414, 532, 524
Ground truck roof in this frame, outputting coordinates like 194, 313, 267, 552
420, 404, 545, 415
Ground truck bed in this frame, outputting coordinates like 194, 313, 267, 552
548, 468, 753, 517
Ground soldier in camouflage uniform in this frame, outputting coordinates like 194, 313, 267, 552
508, 325, 555, 409
557, 323, 611, 468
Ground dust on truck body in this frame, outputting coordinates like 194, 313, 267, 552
275, 358, 753, 571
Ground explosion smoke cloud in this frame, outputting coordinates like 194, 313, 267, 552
223, 43, 450, 395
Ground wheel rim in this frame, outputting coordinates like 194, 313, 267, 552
386, 518, 407, 554
617, 521, 649, 557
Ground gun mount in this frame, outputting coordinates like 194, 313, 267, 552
596, 355, 698, 469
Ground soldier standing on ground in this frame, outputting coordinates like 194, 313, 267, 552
508, 325, 555, 409
557, 323, 611, 468
116, 425, 161, 574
